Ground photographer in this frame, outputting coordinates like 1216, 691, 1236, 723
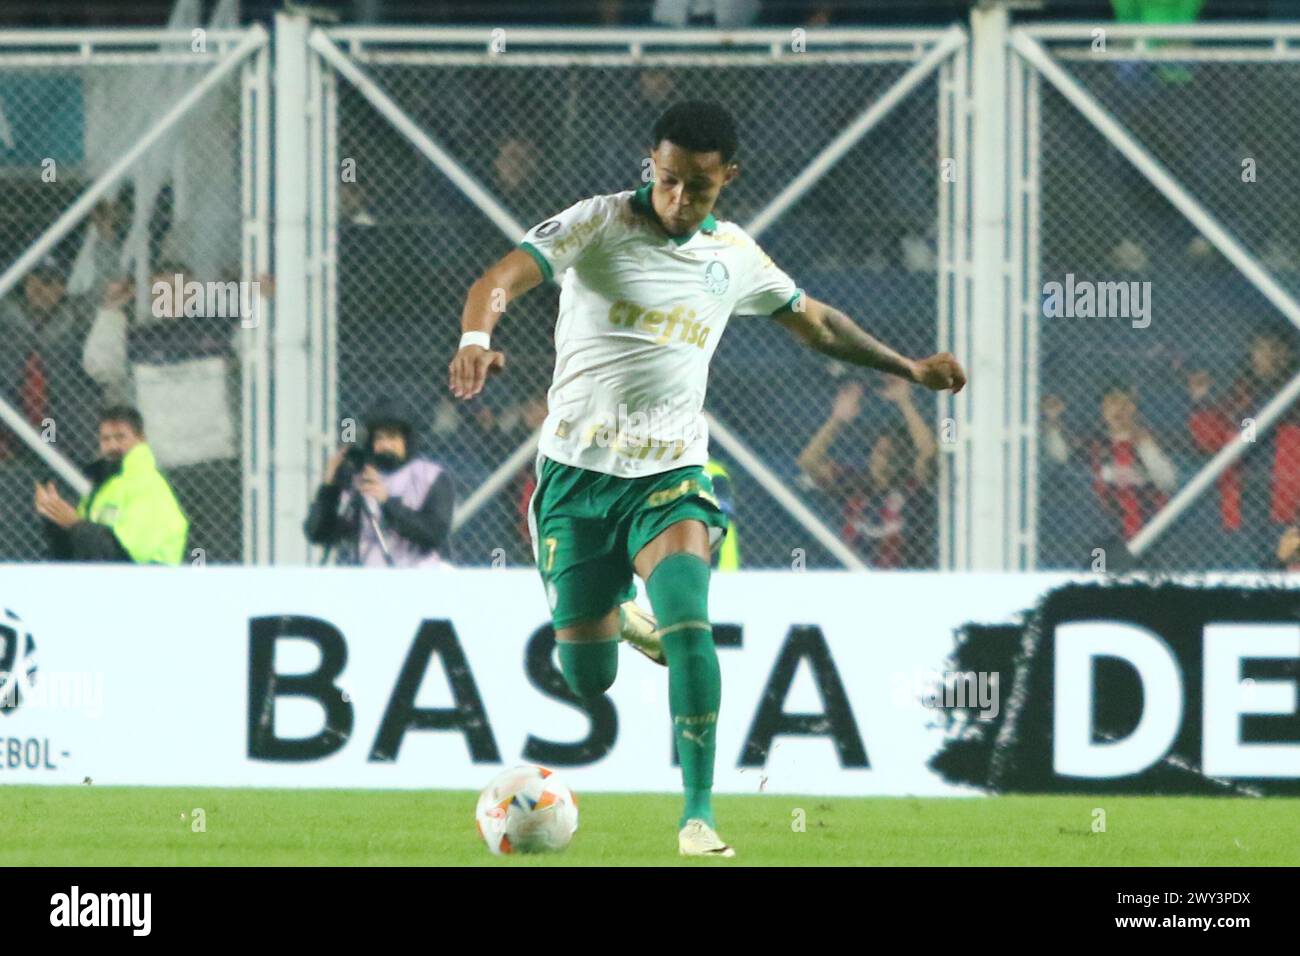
304, 402, 455, 567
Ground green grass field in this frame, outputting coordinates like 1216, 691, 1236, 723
2, 787, 1297, 866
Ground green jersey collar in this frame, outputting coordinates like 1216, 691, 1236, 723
632, 181, 718, 245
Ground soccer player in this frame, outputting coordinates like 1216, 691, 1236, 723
449, 101, 966, 857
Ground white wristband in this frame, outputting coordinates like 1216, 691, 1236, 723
460, 331, 491, 350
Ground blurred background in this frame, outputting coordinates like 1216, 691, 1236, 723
6, 1, 1300, 28
3, 0, 1300, 573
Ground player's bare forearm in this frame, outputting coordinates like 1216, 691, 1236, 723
813, 305, 915, 378
450, 248, 543, 400
776, 297, 967, 393
459, 278, 505, 338
459, 247, 544, 337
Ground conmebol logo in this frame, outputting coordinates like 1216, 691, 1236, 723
0, 608, 37, 715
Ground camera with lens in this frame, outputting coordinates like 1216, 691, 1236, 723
334, 444, 374, 487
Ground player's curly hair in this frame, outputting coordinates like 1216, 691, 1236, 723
652, 100, 739, 164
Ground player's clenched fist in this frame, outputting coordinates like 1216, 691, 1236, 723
449, 345, 507, 400
910, 352, 967, 394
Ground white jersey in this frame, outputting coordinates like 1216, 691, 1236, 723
519, 182, 801, 478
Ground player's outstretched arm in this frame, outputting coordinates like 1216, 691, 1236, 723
774, 295, 967, 394
449, 248, 544, 400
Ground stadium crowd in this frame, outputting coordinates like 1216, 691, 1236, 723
3, 0, 1300, 570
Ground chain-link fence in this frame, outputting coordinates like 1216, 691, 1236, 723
7, 17, 1298, 574
1019, 27, 1300, 572
0, 26, 268, 564
318, 27, 958, 570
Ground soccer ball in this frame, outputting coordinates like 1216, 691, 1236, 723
475, 765, 579, 855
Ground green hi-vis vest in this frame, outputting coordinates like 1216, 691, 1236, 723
77, 442, 190, 565
705, 459, 740, 571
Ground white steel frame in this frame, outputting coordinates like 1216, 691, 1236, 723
306, 24, 968, 569
272, 15, 312, 565
0, 26, 271, 559
242, 32, 273, 563
1011, 21, 1300, 567
935, 32, 969, 572
302, 25, 340, 566
959, 5, 1011, 571
19, 20, 1290, 570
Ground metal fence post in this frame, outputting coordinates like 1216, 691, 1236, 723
272, 12, 313, 564
966, 4, 1013, 569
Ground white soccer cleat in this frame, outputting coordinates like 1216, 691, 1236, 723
678, 819, 735, 858
618, 600, 666, 666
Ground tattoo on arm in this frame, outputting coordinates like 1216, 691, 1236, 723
814, 307, 916, 380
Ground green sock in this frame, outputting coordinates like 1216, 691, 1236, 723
557, 639, 618, 699
646, 552, 720, 829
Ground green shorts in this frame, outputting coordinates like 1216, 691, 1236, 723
527, 455, 730, 629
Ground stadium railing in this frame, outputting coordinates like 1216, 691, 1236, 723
2, 14, 1299, 572
0, 24, 271, 564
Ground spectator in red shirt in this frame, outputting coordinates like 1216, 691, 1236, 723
1043, 386, 1179, 541
1187, 332, 1300, 542
797, 377, 937, 568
